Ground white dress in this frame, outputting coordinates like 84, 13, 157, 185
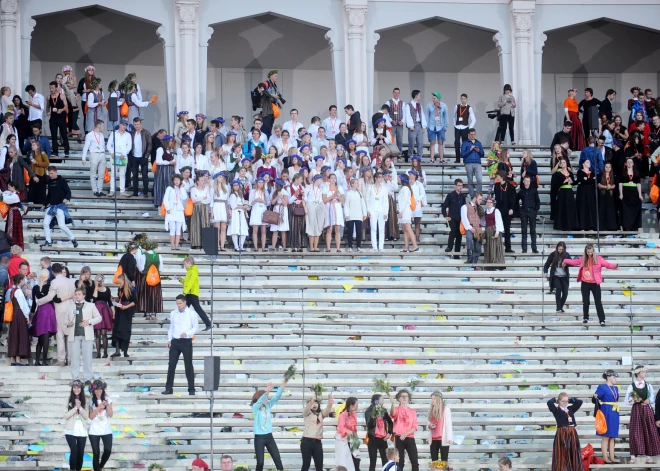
270, 189, 290, 232
410, 180, 427, 218
211, 187, 229, 223
193, 154, 210, 173
398, 186, 413, 224
163, 186, 188, 230
249, 189, 268, 226
353, 132, 369, 154
227, 193, 249, 236
325, 186, 345, 227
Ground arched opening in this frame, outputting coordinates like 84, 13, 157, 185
374, 18, 501, 144
30, 6, 167, 131
207, 14, 333, 126
541, 19, 660, 143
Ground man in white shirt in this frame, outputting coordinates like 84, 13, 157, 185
162, 294, 199, 396
267, 124, 283, 149
312, 127, 329, 152
453, 93, 476, 163
308, 116, 321, 139
129, 117, 152, 197
81, 119, 107, 196
25, 84, 45, 129
386, 87, 405, 154
282, 109, 304, 138
322, 105, 341, 138
106, 119, 132, 197
404, 90, 426, 159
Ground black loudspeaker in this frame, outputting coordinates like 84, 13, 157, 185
202, 227, 218, 256
203, 355, 220, 391
587, 106, 599, 131
107, 95, 118, 122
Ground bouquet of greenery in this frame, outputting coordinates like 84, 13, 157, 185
284, 364, 297, 382
632, 390, 643, 402
235, 466, 249, 471
349, 434, 362, 453
371, 378, 391, 418
312, 383, 326, 399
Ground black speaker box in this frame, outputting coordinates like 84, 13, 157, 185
203, 355, 220, 391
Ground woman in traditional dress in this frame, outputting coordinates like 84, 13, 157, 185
110, 273, 136, 359
552, 158, 579, 231
3, 181, 23, 249
593, 370, 620, 463
408, 170, 426, 242
92, 274, 114, 359
576, 159, 597, 231
289, 173, 307, 252
324, 173, 345, 252
193, 142, 210, 174
305, 174, 325, 252
188, 174, 211, 249
7, 273, 30, 365
153, 135, 176, 208
163, 173, 188, 251
619, 157, 643, 231
211, 172, 229, 251
547, 392, 583, 471
27, 140, 49, 204
249, 177, 269, 252
598, 162, 618, 231
625, 365, 660, 465
141, 240, 163, 321
397, 174, 418, 253
29, 269, 57, 365
85, 78, 104, 133
106, 80, 123, 132
383, 170, 399, 241
483, 196, 505, 266
270, 179, 290, 251
228, 180, 249, 252
564, 88, 586, 150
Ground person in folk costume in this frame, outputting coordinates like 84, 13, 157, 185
625, 365, 660, 465
619, 157, 643, 231
140, 239, 163, 321
163, 173, 188, 251
248, 176, 268, 251
564, 88, 586, 151
382, 169, 399, 241
7, 145, 37, 201
85, 78, 105, 134
270, 178, 290, 250
7, 273, 31, 365
228, 180, 249, 252
547, 392, 583, 471
3, 181, 24, 249
0, 111, 18, 150
305, 174, 325, 252
110, 273, 137, 359
189, 173, 211, 249
92, 273, 114, 358
597, 162, 618, 231
551, 158, 579, 231
592, 369, 620, 464
107, 80, 124, 132
482, 196, 505, 266
288, 172, 307, 252
116, 242, 138, 291
29, 268, 58, 365
27, 139, 50, 205
60, 65, 81, 137
124, 73, 142, 102
211, 171, 230, 251
323, 172, 345, 252
77, 65, 96, 133
153, 135, 176, 208
397, 174, 419, 253
407, 170, 426, 243
124, 82, 151, 126
574, 158, 597, 231
130, 233, 148, 316
174, 111, 189, 148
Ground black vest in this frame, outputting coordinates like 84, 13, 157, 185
455, 105, 470, 126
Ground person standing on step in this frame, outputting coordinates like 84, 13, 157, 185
461, 128, 484, 198
593, 370, 620, 464
426, 92, 448, 163
460, 192, 484, 266
336, 397, 360, 471
111, 274, 136, 358
6, 273, 30, 366
92, 274, 113, 359
428, 391, 454, 465
365, 394, 393, 471
563, 244, 618, 326
129, 117, 152, 197
453, 94, 476, 163
405, 91, 426, 160
29, 269, 58, 366
178, 256, 212, 331
547, 392, 583, 471
141, 240, 163, 321
252, 379, 289, 471
625, 365, 660, 465
301, 393, 334, 471
88, 379, 114, 471
441, 179, 466, 258
517, 175, 540, 254
397, 174, 418, 253
162, 294, 198, 396
84, 78, 104, 141
68, 287, 101, 385
24, 84, 44, 132
390, 390, 419, 471
81, 119, 107, 196
493, 171, 516, 254
106, 119, 132, 198
387, 88, 406, 156
46, 80, 70, 162
40, 166, 78, 248
495, 84, 516, 145
63, 380, 89, 471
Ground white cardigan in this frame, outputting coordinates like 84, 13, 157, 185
344, 190, 367, 221
428, 406, 454, 447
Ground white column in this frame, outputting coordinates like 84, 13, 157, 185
492, 32, 512, 89
343, 0, 368, 118
21, 18, 36, 92
534, 33, 547, 143
1, 0, 21, 92
157, 25, 176, 133
325, 29, 345, 110
199, 26, 214, 116
175, 0, 200, 114
367, 32, 380, 118
511, 4, 536, 145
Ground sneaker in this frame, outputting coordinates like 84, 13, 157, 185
138, 192, 145, 197
348, 248, 353, 252
72, 239, 78, 248
98, 191, 107, 197
120, 192, 131, 197
356, 248, 361, 252
532, 249, 539, 254
108, 192, 115, 197
40, 241, 52, 247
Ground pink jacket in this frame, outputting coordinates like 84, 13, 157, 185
563, 256, 617, 284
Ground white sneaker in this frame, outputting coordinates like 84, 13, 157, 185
348, 248, 353, 252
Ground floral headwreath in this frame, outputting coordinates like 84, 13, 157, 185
91, 379, 107, 391
85, 65, 96, 73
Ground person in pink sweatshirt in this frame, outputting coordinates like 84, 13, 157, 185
563, 244, 618, 326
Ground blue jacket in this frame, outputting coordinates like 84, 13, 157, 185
426, 102, 449, 131
252, 387, 283, 435
578, 145, 603, 176
461, 139, 484, 164
22, 136, 52, 157
242, 139, 266, 159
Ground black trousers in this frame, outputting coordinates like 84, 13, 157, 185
186, 294, 211, 327
131, 156, 149, 195
49, 117, 69, 155
346, 220, 363, 248
430, 441, 450, 462
519, 208, 537, 251
454, 127, 468, 162
262, 115, 275, 139
446, 219, 462, 253
254, 433, 283, 471
165, 337, 195, 392
581, 281, 605, 322
125, 154, 134, 188
496, 115, 515, 143
552, 276, 569, 311
501, 213, 512, 251
65, 434, 87, 471
368, 436, 388, 471
395, 436, 419, 471
89, 433, 112, 471
67, 107, 80, 132
300, 436, 323, 471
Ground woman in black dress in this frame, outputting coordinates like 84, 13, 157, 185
93, 274, 114, 359
624, 132, 645, 180
576, 159, 596, 231
619, 157, 643, 231
552, 158, 579, 231
597, 162, 618, 231
110, 274, 137, 359
116, 243, 138, 288
11, 95, 30, 148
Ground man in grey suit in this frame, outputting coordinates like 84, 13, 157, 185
36, 263, 76, 366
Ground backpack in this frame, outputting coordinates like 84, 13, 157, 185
251, 85, 263, 111
3, 287, 14, 323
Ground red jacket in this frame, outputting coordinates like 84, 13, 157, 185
563, 256, 616, 284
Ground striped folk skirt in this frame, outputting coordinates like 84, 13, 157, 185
629, 402, 660, 457
385, 194, 399, 240
135, 269, 146, 313
142, 282, 163, 315
289, 203, 306, 249
551, 426, 582, 471
153, 165, 173, 207
190, 202, 210, 248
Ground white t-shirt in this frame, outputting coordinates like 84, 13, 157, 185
88, 396, 113, 436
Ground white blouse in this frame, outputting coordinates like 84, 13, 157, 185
485, 207, 504, 232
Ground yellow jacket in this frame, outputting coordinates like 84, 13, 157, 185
180, 265, 199, 296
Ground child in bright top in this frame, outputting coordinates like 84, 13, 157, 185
389, 390, 419, 471
382, 448, 400, 471
178, 256, 211, 331
428, 391, 454, 464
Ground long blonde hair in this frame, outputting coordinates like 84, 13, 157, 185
117, 274, 132, 299
38, 269, 50, 288
428, 391, 445, 422
214, 175, 227, 197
